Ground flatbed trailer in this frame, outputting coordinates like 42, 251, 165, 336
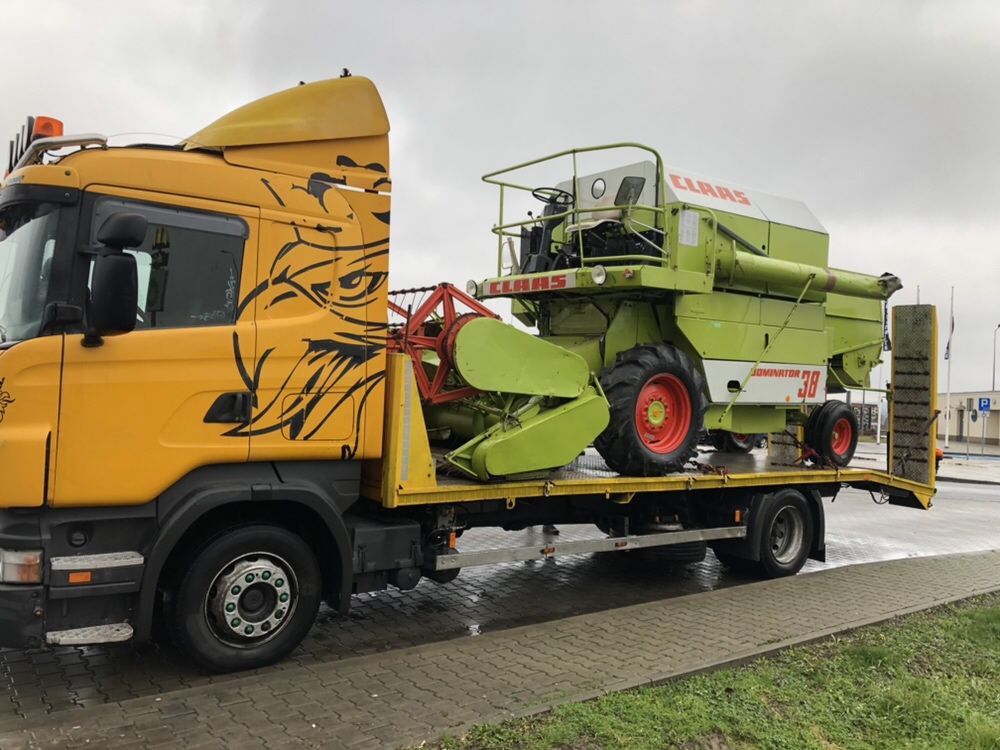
359, 304, 937, 580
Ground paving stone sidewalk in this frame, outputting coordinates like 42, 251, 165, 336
4, 550, 1000, 750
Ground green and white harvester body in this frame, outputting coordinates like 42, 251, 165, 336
393, 144, 900, 481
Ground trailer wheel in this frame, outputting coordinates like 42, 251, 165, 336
755, 489, 814, 578
172, 525, 322, 672
596, 344, 707, 475
808, 401, 859, 467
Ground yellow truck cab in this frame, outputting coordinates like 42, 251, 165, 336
0, 75, 937, 671
0, 75, 394, 669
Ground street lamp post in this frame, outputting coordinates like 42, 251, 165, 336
994, 324, 1000, 392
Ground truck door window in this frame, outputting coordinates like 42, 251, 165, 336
90, 198, 248, 329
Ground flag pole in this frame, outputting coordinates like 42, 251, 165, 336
944, 286, 953, 449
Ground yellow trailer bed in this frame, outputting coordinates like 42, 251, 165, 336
363, 304, 937, 512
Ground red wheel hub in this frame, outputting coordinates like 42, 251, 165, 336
634, 374, 692, 454
830, 417, 853, 457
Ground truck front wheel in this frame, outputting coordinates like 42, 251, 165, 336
596, 344, 707, 475
172, 525, 322, 672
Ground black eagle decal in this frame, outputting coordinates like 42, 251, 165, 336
224, 168, 389, 458
0, 378, 13, 424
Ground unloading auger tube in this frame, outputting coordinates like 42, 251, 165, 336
388, 284, 610, 481
715, 244, 902, 299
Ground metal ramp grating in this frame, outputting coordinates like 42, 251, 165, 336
889, 305, 938, 485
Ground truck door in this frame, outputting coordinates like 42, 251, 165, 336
0, 197, 72, 507
53, 193, 258, 507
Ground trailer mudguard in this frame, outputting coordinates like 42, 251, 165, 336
713, 489, 825, 563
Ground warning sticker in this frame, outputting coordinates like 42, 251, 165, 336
679, 209, 700, 247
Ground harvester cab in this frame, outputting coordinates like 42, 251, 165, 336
517, 160, 661, 274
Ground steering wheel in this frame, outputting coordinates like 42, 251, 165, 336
531, 186, 574, 207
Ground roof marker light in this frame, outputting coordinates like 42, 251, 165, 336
32, 117, 64, 140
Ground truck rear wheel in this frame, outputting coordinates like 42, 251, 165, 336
712, 489, 814, 578
756, 489, 813, 577
172, 525, 322, 672
595, 344, 706, 475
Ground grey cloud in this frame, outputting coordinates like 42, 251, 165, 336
3, 0, 998, 390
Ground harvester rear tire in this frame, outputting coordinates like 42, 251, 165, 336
714, 431, 756, 453
595, 344, 707, 476
803, 401, 830, 452
812, 401, 859, 467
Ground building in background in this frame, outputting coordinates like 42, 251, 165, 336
937, 391, 998, 446
850, 403, 880, 438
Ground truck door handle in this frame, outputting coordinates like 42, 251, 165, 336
204, 391, 253, 424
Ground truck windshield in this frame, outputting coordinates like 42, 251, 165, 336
0, 202, 59, 343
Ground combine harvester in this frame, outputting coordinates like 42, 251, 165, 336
402, 144, 903, 480
0, 75, 936, 670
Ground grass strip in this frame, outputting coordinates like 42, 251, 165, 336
427, 593, 1000, 750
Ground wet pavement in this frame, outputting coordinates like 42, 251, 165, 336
0, 479, 998, 734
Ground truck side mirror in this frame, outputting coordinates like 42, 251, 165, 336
97, 212, 148, 250
83, 253, 138, 348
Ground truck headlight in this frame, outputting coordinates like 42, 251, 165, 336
0, 549, 43, 583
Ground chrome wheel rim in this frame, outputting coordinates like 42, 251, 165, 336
204, 552, 298, 648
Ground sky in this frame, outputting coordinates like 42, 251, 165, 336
4, 0, 999, 392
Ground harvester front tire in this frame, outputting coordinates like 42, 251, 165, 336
595, 344, 706, 476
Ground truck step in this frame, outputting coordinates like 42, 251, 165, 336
45, 622, 134, 646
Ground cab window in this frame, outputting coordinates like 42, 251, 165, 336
90, 198, 248, 329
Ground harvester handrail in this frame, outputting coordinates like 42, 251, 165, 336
481, 142, 664, 187
490, 202, 662, 233
483, 143, 668, 275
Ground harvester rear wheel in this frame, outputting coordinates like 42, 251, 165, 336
711, 431, 755, 453
595, 344, 706, 475
806, 401, 859, 467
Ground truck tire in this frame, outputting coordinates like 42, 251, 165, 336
712, 549, 756, 572
596, 344, 707, 475
172, 525, 322, 672
634, 540, 708, 564
754, 489, 814, 578
807, 401, 858, 467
